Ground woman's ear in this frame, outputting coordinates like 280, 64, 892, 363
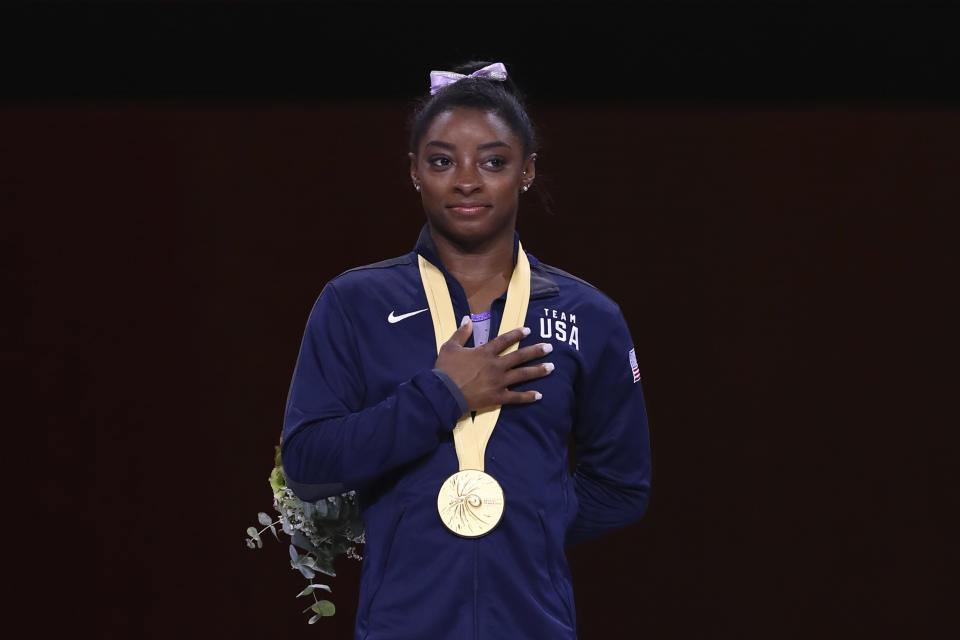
408, 152, 419, 185
521, 153, 537, 190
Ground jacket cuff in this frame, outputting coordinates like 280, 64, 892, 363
409, 369, 466, 429
431, 368, 469, 415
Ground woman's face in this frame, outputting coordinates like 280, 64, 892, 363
409, 107, 536, 248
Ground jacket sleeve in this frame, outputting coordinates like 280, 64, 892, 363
565, 304, 652, 547
280, 281, 465, 502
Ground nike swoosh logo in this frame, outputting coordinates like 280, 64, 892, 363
388, 308, 429, 323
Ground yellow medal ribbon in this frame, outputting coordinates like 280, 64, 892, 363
418, 242, 531, 537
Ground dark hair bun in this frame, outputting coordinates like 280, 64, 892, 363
448, 60, 523, 99
409, 60, 536, 156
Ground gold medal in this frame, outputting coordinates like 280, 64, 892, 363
418, 240, 531, 538
436, 469, 505, 538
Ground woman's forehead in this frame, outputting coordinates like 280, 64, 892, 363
421, 107, 519, 149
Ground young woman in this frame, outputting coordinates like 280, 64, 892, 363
280, 61, 651, 640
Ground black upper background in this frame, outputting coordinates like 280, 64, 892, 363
2, 0, 958, 101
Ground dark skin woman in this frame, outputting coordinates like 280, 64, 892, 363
411, 106, 554, 411
280, 60, 651, 640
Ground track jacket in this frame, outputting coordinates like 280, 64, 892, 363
281, 224, 652, 640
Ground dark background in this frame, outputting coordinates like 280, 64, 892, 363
7, 1, 957, 638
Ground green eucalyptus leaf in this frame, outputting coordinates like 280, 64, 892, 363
297, 585, 315, 598
245, 538, 255, 549
314, 600, 336, 616
307, 613, 322, 624
268, 524, 278, 540
297, 564, 315, 579
291, 532, 311, 552
314, 500, 328, 518
257, 512, 272, 526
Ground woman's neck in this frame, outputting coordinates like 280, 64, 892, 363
430, 225, 515, 315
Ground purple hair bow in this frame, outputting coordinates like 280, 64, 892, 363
429, 62, 508, 95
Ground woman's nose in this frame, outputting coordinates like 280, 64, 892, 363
453, 163, 481, 193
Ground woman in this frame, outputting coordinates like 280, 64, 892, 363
281, 61, 651, 640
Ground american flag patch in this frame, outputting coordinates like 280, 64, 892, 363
628, 348, 641, 383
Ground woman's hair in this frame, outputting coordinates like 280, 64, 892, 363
408, 60, 538, 157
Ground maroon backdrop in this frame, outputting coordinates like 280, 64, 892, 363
12, 101, 957, 637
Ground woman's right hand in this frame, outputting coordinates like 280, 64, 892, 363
434, 317, 554, 411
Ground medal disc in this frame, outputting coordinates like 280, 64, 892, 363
437, 469, 505, 538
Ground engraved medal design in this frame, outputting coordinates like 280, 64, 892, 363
437, 469, 505, 538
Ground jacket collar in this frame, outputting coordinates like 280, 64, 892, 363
412, 223, 558, 300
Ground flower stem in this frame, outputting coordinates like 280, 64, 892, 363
258, 519, 282, 536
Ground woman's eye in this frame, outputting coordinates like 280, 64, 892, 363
483, 157, 506, 169
429, 156, 451, 167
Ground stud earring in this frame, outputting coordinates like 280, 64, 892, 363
521, 185, 530, 192
414, 183, 421, 192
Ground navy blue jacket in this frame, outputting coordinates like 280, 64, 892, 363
281, 225, 651, 640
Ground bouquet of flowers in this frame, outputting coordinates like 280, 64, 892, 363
246, 445, 365, 624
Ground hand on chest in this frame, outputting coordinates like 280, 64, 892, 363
365, 299, 583, 407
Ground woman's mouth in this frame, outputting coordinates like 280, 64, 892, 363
447, 204, 491, 215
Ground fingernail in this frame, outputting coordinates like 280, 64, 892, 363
534, 392, 543, 400
461, 316, 470, 327
521, 327, 531, 336
542, 343, 553, 354
543, 363, 555, 373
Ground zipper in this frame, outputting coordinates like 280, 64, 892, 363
473, 538, 480, 640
